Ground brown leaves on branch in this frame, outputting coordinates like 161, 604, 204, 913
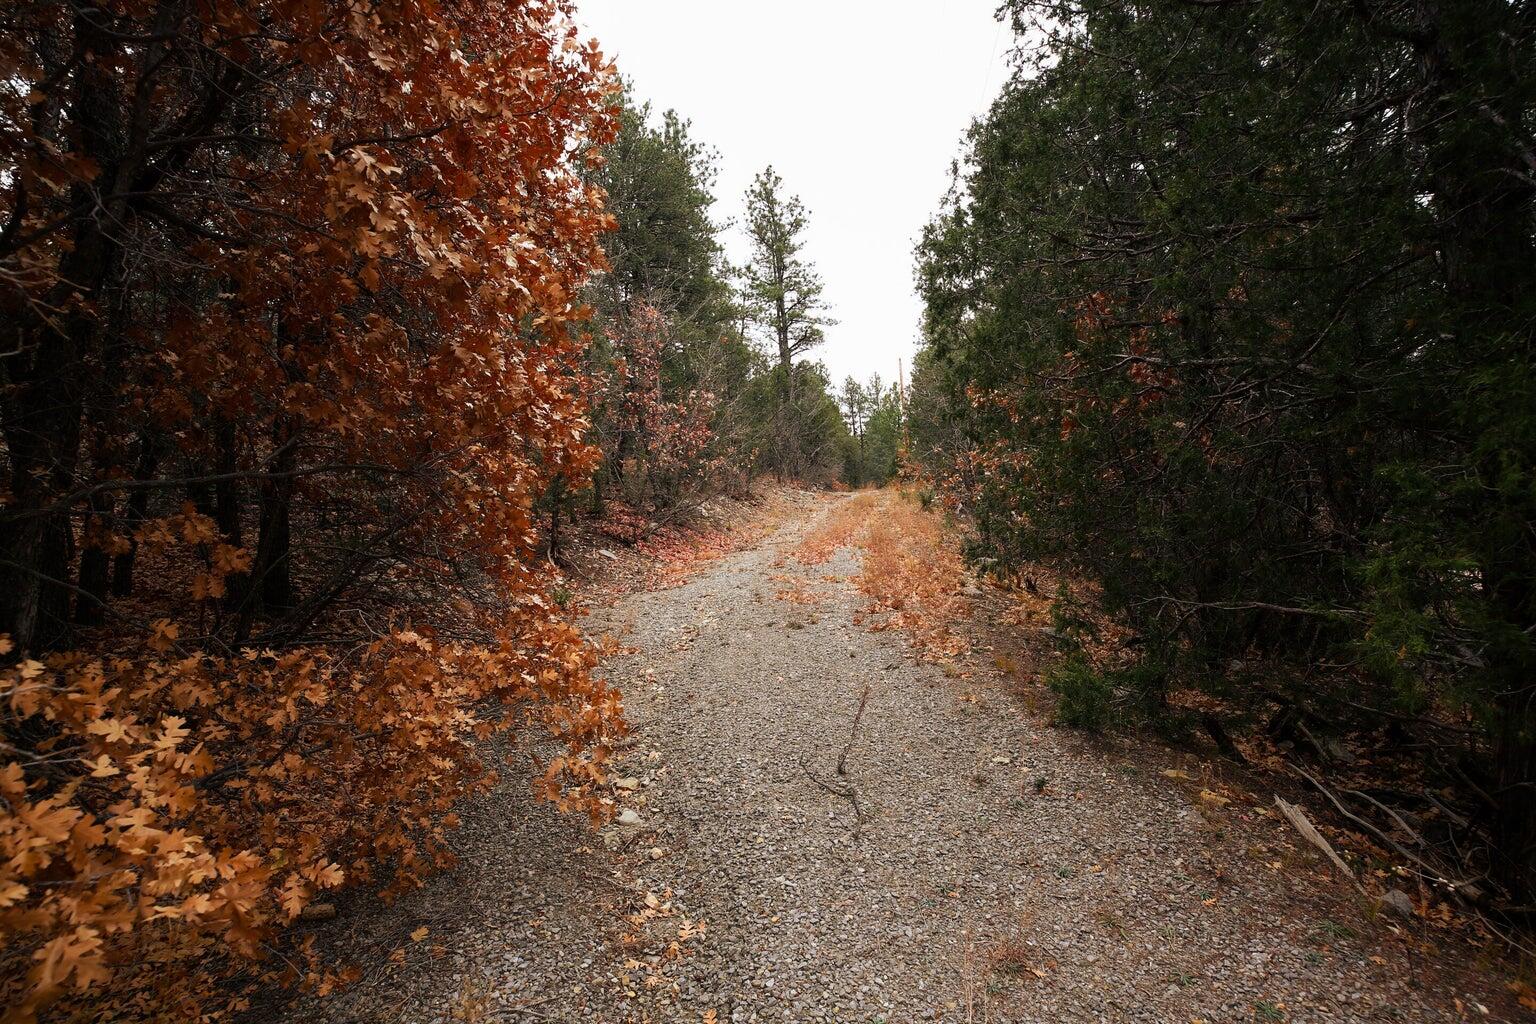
1, 615, 623, 1020
0, 1, 624, 1020
597, 302, 724, 502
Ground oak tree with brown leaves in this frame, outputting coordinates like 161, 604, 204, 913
0, 1, 626, 1019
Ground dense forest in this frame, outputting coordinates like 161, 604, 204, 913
911, 0, 1536, 916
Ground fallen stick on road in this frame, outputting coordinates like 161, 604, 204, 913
802, 681, 874, 839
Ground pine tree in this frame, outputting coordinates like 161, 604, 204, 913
742, 168, 833, 472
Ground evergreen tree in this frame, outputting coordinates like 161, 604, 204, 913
916, 0, 1536, 900
837, 372, 902, 487
581, 89, 754, 510
742, 167, 834, 473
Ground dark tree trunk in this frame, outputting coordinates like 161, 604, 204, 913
233, 418, 297, 642
111, 439, 160, 598
0, 13, 124, 652
74, 490, 114, 625
0, 510, 78, 650
1409, 0, 1536, 903
188, 472, 217, 522
255, 441, 297, 615
214, 418, 242, 546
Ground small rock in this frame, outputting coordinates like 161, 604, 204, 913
1380, 889, 1415, 919
617, 809, 643, 826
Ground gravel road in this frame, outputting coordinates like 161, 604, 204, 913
291, 492, 1522, 1024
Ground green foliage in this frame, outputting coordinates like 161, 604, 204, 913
578, 87, 745, 511
912, 0, 1536, 898
740, 167, 845, 479
837, 373, 903, 487
580, 90, 852, 502
1045, 644, 1170, 733
1046, 655, 1117, 732
742, 167, 830, 370
588, 83, 729, 325
1253, 1001, 1285, 1023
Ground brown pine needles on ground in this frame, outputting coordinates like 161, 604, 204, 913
792, 491, 881, 565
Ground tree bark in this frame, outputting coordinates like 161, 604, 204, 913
1408, 0, 1536, 903
232, 419, 297, 641
0, 12, 123, 651
111, 440, 160, 598
255, 441, 297, 615
74, 490, 114, 625
214, 418, 243, 546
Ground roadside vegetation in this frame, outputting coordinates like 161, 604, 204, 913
2, 0, 1531, 1019
910, 0, 1536, 928
0, 6, 880, 1021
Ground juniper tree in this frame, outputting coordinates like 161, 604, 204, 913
916, 0, 1536, 901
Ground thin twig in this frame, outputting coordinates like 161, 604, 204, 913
836, 682, 872, 778
803, 681, 874, 839
495, 995, 557, 1021
800, 756, 865, 839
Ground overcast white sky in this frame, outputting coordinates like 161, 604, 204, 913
574, 1, 1014, 388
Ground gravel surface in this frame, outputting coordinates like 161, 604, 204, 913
286, 492, 1523, 1024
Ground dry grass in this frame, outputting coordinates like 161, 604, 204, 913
986, 932, 1035, 976
854, 490, 972, 661
959, 914, 1047, 1023
793, 491, 881, 564
788, 488, 976, 662
634, 490, 801, 588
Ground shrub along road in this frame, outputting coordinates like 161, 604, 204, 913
294, 492, 1520, 1023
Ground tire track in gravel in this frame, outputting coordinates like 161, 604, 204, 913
294, 490, 1518, 1024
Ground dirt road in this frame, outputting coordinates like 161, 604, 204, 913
297, 492, 1516, 1023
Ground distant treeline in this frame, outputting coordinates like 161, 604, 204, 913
575, 86, 901, 527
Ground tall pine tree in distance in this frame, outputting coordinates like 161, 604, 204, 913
742, 168, 833, 455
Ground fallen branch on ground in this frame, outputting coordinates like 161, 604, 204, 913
802, 681, 873, 838
1274, 796, 1363, 891
837, 682, 872, 778
1290, 763, 1486, 903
